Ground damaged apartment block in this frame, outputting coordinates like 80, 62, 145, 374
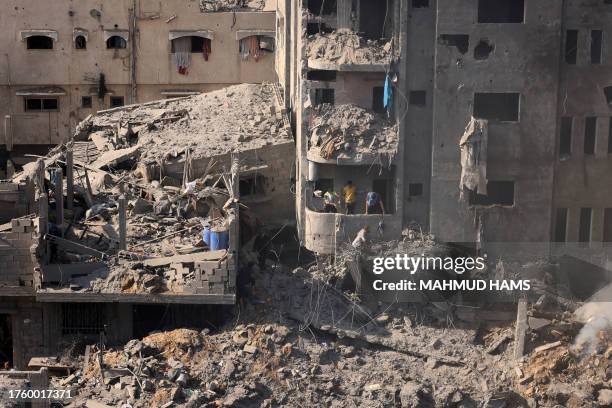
0, 83, 294, 369
297, 0, 403, 254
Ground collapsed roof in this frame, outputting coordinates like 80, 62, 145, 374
308, 103, 398, 161
307, 29, 393, 67
74, 83, 292, 167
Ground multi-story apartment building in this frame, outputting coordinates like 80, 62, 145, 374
0, 0, 277, 174
283, 0, 612, 262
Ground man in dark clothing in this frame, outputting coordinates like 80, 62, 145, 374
365, 191, 385, 215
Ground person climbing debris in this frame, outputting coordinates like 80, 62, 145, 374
365, 191, 385, 215
352, 226, 369, 249
342, 180, 357, 214
324, 191, 339, 213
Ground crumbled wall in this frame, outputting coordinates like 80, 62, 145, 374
0, 219, 39, 292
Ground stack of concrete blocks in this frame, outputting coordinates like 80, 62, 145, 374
0, 181, 34, 223
0, 217, 40, 290
190, 210, 238, 296
192, 255, 236, 295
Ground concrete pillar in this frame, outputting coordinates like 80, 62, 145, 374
53, 168, 63, 233
118, 195, 127, 250
66, 149, 74, 211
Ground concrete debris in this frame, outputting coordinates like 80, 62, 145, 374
198, 0, 266, 12
459, 116, 488, 198
309, 103, 397, 160
78, 84, 291, 165
307, 29, 393, 66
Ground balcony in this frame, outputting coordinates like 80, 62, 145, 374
306, 103, 398, 165
304, 207, 402, 254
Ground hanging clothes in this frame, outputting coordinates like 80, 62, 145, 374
383, 74, 393, 110
239, 38, 250, 60
202, 38, 212, 61
171, 37, 192, 75
248, 36, 261, 61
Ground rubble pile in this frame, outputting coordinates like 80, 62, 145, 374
307, 29, 393, 66
510, 295, 612, 407
12, 88, 290, 296
52, 264, 515, 407
309, 103, 397, 159
198, 0, 267, 12
41, 243, 612, 407
75, 83, 291, 166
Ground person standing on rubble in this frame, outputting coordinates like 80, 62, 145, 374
323, 190, 339, 213
352, 226, 369, 249
342, 181, 357, 214
365, 191, 385, 215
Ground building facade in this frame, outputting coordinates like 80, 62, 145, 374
0, 0, 277, 173
283, 0, 612, 257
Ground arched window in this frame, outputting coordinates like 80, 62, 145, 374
74, 35, 87, 49
27, 35, 53, 49
106, 36, 127, 49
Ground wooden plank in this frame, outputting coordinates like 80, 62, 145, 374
143, 250, 227, 267
44, 234, 107, 259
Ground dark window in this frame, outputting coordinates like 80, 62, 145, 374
605, 86, 612, 104
239, 175, 266, 197
584, 117, 597, 155
171, 36, 211, 54
438, 34, 469, 54
473, 93, 520, 122
604, 208, 612, 242
62, 303, 106, 335
81, 96, 92, 108
469, 181, 515, 206
412, 0, 429, 7
372, 87, 385, 113
314, 88, 334, 105
474, 39, 494, 60
75, 35, 87, 49
408, 183, 423, 196
559, 117, 573, 157
191, 36, 204, 52
307, 70, 337, 81
409, 90, 426, 106
477, 0, 524, 23
579, 208, 592, 242
554, 208, 568, 242
110, 96, 124, 108
26, 35, 53, 49
359, 0, 388, 40
307, 0, 337, 15
24, 98, 59, 112
608, 118, 612, 153
314, 178, 333, 193
106, 36, 127, 49
565, 30, 578, 64
591, 30, 603, 64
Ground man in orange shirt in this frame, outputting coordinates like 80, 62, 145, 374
343, 180, 357, 214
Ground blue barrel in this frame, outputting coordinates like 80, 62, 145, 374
210, 228, 229, 250
202, 226, 211, 245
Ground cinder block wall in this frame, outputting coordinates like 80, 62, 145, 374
0, 218, 40, 291
0, 182, 34, 224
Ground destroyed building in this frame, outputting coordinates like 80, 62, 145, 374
0, 0, 277, 174
0, 83, 294, 370
276, 0, 403, 254
275, 0, 612, 260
